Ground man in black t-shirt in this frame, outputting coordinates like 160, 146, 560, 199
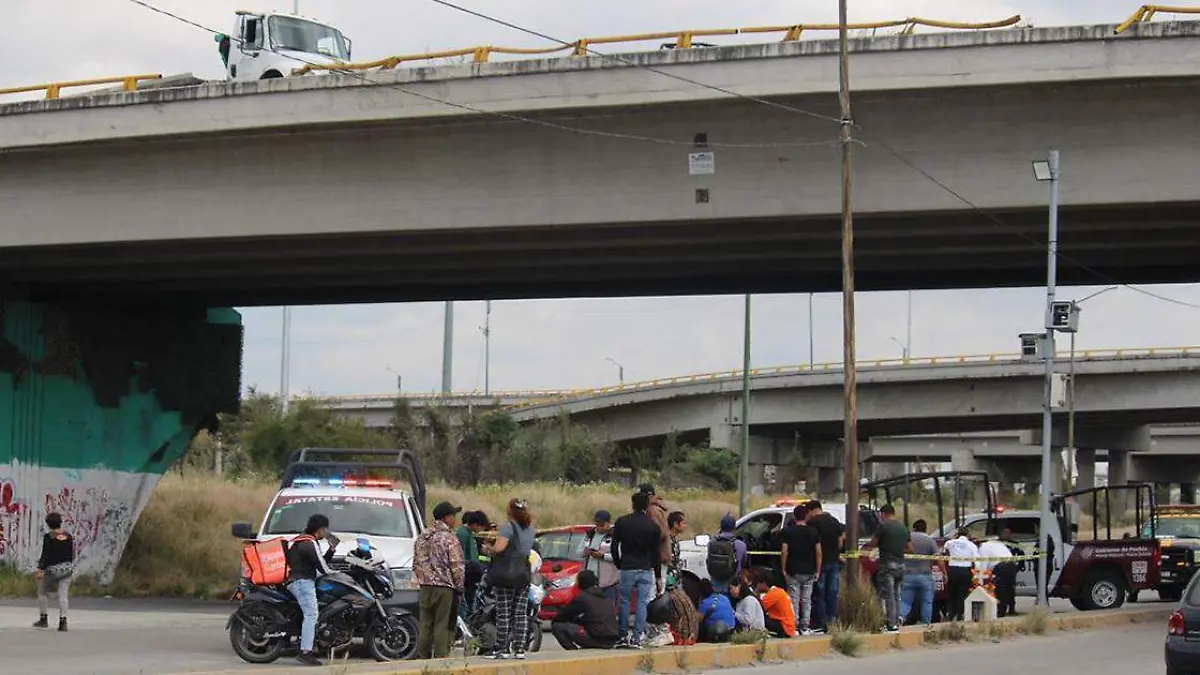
779, 506, 822, 634
805, 501, 845, 632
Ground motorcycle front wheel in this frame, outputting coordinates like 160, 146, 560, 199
229, 604, 287, 664
366, 611, 419, 662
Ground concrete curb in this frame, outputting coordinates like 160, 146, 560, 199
183, 607, 1170, 675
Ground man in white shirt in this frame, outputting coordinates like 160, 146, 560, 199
979, 528, 1019, 617
943, 529, 979, 621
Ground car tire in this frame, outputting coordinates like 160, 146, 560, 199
1081, 569, 1126, 611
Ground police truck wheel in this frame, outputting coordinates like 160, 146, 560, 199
1081, 570, 1125, 611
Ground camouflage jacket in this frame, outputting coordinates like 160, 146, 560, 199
414, 521, 465, 590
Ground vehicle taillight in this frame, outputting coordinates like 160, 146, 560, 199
1169, 611, 1186, 636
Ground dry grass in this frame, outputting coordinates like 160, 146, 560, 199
0, 476, 770, 599
828, 626, 864, 657
836, 570, 886, 633
1018, 607, 1050, 635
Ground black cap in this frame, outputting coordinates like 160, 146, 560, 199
638, 484, 656, 496
577, 569, 599, 589
880, 503, 896, 515
594, 509, 612, 524
433, 501, 462, 520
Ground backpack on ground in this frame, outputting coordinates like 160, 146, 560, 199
706, 537, 738, 582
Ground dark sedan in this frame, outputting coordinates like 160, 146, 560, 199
1166, 569, 1200, 674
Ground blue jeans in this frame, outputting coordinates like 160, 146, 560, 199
619, 569, 654, 641
602, 584, 619, 611
900, 572, 934, 625
812, 563, 840, 629
288, 579, 318, 652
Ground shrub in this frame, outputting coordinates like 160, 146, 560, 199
1018, 607, 1050, 635
829, 627, 863, 657
837, 569, 885, 633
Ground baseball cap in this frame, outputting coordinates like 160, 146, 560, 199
593, 509, 612, 524
432, 501, 462, 520
638, 484, 656, 496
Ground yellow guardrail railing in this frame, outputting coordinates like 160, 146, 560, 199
311, 345, 1200, 410
0, 74, 162, 100
1116, 5, 1200, 33
290, 14, 1022, 75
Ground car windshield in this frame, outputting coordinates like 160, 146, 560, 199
265, 494, 412, 538
1147, 516, 1200, 539
536, 530, 589, 562
269, 16, 349, 59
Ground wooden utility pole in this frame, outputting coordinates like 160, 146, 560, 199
838, 0, 861, 574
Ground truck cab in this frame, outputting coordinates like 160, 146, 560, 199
219, 11, 351, 81
232, 449, 426, 604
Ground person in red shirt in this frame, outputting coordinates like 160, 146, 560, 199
752, 570, 797, 638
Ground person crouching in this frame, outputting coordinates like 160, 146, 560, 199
551, 570, 620, 650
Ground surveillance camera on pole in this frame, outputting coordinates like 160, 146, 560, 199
1019, 332, 1051, 361
1049, 301, 1079, 333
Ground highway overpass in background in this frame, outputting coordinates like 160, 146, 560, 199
4, 21, 1200, 305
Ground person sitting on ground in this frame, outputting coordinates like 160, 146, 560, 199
697, 578, 735, 642
729, 581, 766, 632
710, 515, 749, 593
751, 569, 797, 638
665, 575, 700, 645
550, 570, 620, 650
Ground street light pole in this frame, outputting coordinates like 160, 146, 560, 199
837, 0, 862, 569
906, 289, 913, 360
808, 292, 815, 366
441, 301, 454, 394
483, 300, 492, 395
1065, 286, 1117, 489
1036, 150, 1061, 608
739, 293, 752, 517
605, 357, 625, 385
280, 306, 291, 414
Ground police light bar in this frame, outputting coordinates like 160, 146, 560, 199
291, 477, 394, 489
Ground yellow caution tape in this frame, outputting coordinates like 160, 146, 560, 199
753, 549, 1045, 562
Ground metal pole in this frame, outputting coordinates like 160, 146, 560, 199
837, 0, 861, 571
1067, 328, 1077, 490
280, 306, 291, 414
441, 301, 454, 394
906, 289, 913, 360
293, 0, 299, 14
483, 300, 492, 395
739, 293, 752, 516
1037, 149, 1061, 608
808, 293, 815, 366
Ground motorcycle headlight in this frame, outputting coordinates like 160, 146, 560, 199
391, 568, 416, 589
548, 574, 577, 590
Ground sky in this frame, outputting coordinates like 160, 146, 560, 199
6, 0, 1199, 397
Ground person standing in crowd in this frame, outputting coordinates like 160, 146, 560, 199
805, 500, 844, 632
978, 529, 1017, 617
415, 502, 466, 660
487, 499, 537, 660
752, 570, 798, 637
456, 511, 487, 619
710, 515, 748, 593
943, 528, 979, 622
697, 578, 736, 642
779, 505, 821, 635
729, 580, 766, 632
640, 484, 672, 594
33, 513, 74, 633
611, 491, 661, 648
869, 504, 910, 633
899, 519, 938, 626
584, 510, 620, 609
286, 514, 338, 666
550, 570, 620, 650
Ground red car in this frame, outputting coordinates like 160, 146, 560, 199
535, 525, 592, 621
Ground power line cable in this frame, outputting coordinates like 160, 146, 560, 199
122, 0, 839, 150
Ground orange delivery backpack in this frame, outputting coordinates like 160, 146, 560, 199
241, 535, 315, 586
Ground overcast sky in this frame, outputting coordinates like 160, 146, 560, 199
7, 0, 1198, 396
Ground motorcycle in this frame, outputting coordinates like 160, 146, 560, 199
457, 579, 545, 654
228, 537, 417, 663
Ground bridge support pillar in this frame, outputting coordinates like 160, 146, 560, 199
950, 448, 980, 473
0, 300, 242, 582
1184, 484, 1197, 505
1076, 448, 1096, 490
1109, 450, 1129, 486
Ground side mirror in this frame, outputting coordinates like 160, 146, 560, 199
232, 523, 258, 540
693, 534, 711, 547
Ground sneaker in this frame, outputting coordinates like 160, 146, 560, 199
800, 628, 817, 637
296, 652, 323, 667
485, 650, 513, 660
884, 624, 901, 633
57, 618, 67, 633
32, 616, 48, 629
514, 651, 527, 660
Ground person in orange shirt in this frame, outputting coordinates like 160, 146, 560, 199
752, 570, 797, 638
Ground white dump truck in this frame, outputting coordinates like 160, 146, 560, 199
216, 10, 351, 81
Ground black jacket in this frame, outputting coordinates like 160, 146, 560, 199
286, 536, 336, 582
611, 512, 661, 571
553, 586, 619, 642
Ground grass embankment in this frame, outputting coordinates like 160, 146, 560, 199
0, 476, 769, 599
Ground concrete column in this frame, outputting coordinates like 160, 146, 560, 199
1109, 450, 1129, 487
1182, 483, 1196, 505
1076, 448, 1096, 490
708, 423, 736, 451
950, 448, 980, 473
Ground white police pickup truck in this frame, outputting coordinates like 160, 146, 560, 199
232, 449, 427, 595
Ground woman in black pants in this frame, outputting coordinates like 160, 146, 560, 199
485, 499, 537, 660
33, 512, 74, 632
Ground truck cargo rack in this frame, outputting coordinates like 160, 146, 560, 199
279, 448, 427, 516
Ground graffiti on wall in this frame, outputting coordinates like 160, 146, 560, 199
0, 467, 159, 582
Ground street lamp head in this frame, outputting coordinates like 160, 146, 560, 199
1032, 160, 1053, 182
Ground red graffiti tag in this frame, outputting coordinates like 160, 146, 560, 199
0, 479, 30, 557
45, 486, 108, 556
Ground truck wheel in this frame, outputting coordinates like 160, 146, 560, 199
1159, 587, 1183, 602
1081, 570, 1125, 611
1069, 596, 1088, 611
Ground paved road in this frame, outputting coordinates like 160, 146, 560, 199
0, 596, 1169, 675
709, 620, 1167, 675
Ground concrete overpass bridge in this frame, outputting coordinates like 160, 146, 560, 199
5, 14, 1200, 575
4, 19, 1200, 305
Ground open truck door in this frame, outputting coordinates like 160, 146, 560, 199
1051, 483, 1159, 610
